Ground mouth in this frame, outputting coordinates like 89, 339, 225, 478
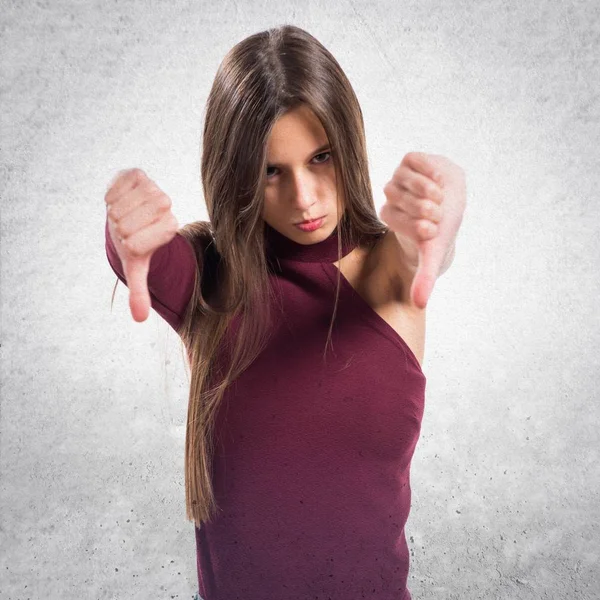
296, 216, 323, 225
294, 216, 325, 232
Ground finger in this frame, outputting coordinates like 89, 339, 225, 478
380, 204, 439, 241
123, 255, 151, 322
108, 179, 166, 224
105, 168, 147, 207
384, 183, 444, 223
393, 168, 444, 204
410, 198, 443, 224
105, 169, 129, 193
120, 211, 179, 258
411, 235, 446, 309
410, 264, 436, 310
111, 192, 173, 246
403, 152, 444, 187
109, 201, 158, 245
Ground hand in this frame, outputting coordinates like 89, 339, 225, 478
380, 152, 466, 309
105, 168, 179, 322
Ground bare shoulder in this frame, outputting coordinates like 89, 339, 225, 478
367, 230, 420, 303
334, 229, 427, 367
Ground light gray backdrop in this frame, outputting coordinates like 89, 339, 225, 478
1, 1, 598, 599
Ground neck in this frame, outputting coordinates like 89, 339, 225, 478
264, 221, 357, 263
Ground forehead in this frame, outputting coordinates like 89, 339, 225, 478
267, 105, 328, 152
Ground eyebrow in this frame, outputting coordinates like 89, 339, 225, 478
266, 143, 331, 168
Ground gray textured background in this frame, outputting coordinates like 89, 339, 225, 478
1, 1, 599, 599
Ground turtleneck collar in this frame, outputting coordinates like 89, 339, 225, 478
264, 221, 357, 263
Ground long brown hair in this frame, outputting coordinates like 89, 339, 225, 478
138, 25, 388, 527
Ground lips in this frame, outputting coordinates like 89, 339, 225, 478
294, 217, 325, 232
298, 217, 321, 224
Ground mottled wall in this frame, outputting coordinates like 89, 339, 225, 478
1, 1, 598, 599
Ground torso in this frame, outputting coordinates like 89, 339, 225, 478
331, 230, 426, 367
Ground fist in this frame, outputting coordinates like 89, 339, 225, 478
380, 152, 466, 308
105, 168, 179, 322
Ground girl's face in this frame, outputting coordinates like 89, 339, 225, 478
262, 104, 345, 243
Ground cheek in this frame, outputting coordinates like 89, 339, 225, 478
325, 168, 339, 193
263, 191, 274, 210
262, 193, 279, 221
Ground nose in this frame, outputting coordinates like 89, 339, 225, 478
288, 171, 318, 211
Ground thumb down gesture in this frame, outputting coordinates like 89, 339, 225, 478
380, 152, 466, 309
105, 168, 179, 322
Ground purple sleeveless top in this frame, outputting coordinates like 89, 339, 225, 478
105, 217, 426, 600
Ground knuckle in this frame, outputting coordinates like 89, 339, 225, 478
145, 184, 170, 208
428, 183, 439, 197
126, 238, 142, 257
129, 168, 147, 182
105, 186, 118, 204
378, 204, 388, 222
392, 164, 406, 180
407, 152, 425, 171
114, 221, 128, 239
145, 180, 160, 194
383, 181, 396, 197
159, 193, 172, 210
147, 188, 162, 204
405, 151, 420, 164
417, 219, 432, 237
131, 167, 146, 178
106, 169, 126, 192
107, 208, 118, 223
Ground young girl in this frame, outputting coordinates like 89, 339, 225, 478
105, 24, 465, 600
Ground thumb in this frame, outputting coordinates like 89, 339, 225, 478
409, 239, 444, 309
122, 255, 152, 322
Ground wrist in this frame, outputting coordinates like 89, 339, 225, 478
393, 232, 420, 272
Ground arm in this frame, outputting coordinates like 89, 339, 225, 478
105, 215, 198, 333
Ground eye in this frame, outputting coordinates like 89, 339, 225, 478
313, 151, 331, 164
266, 151, 332, 179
